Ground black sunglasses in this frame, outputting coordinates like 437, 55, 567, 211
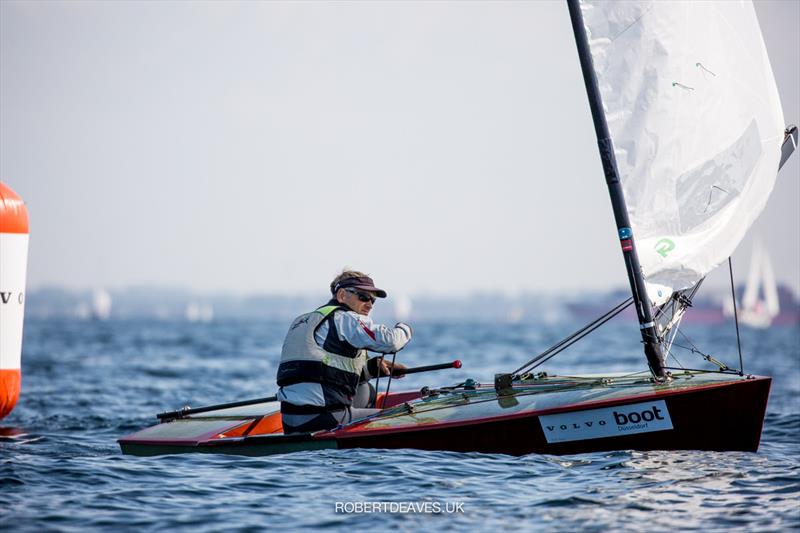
345, 288, 376, 303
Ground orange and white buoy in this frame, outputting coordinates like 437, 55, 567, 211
0, 182, 29, 420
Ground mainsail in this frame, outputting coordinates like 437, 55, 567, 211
578, 0, 786, 305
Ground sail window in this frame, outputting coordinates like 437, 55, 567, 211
675, 120, 761, 233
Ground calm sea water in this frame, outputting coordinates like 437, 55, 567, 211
1, 317, 798, 531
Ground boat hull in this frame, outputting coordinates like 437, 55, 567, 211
119, 372, 771, 457
335, 375, 770, 455
119, 432, 336, 457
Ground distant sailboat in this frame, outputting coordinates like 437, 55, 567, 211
392, 294, 413, 322
186, 302, 214, 323
506, 299, 525, 324
506, 305, 524, 324
91, 289, 112, 320
725, 239, 780, 328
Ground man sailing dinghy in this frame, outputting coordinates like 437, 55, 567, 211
119, 0, 796, 457
277, 270, 412, 434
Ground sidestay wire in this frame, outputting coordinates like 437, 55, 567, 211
728, 257, 745, 375
512, 297, 633, 378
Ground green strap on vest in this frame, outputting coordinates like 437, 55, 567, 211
316, 305, 341, 317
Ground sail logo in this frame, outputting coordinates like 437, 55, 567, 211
655, 239, 675, 258
539, 400, 673, 443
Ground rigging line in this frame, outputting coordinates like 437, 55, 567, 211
558, 369, 652, 382
557, 298, 636, 346
511, 297, 633, 377
512, 299, 629, 375
654, 289, 682, 321
654, 280, 704, 341
515, 300, 633, 376
670, 338, 729, 371
653, 293, 673, 322
665, 342, 686, 370
728, 257, 745, 375
662, 366, 741, 375
381, 352, 398, 409
366, 371, 693, 424
373, 354, 385, 406
671, 335, 701, 354
663, 308, 684, 355
367, 379, 620, 422
673, 329, 703, 354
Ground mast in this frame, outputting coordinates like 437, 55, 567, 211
566, 0, 666, 379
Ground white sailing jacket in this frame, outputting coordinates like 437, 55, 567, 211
277, 302, 412, 410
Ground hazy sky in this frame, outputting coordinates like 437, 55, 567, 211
2, 1, 798, 297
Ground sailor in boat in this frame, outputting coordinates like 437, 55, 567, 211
276, 270, 413, 434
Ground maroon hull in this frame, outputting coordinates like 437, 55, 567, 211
119, 372, 771, 457
335, 377, 771, 456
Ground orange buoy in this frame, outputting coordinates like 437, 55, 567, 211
0, 182, 29, 420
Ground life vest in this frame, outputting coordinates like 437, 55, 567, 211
277, 304, 369, 411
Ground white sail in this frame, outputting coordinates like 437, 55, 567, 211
580, 0, 785, 305
91, 288, 112, 320
186, 302, 214, 323
738, 238, 779, 327
393, 294, 413, 322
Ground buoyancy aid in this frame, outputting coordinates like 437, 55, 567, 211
277, 304, 369, 411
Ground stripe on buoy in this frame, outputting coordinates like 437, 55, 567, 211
0, 182, 29, 420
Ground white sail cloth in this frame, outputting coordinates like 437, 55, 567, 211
579, 0, 785, 305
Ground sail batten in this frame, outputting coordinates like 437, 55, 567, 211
579, 0, 786, 305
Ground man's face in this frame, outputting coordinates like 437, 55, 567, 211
337, 288, 376, 316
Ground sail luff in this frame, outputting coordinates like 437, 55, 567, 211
566, 0, 665, 379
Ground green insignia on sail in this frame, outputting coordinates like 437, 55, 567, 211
655, 238, 675, 258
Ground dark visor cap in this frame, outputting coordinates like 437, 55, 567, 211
334, 276, 387, 298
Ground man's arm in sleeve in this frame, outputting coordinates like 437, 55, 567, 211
335, 312, 412, 353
